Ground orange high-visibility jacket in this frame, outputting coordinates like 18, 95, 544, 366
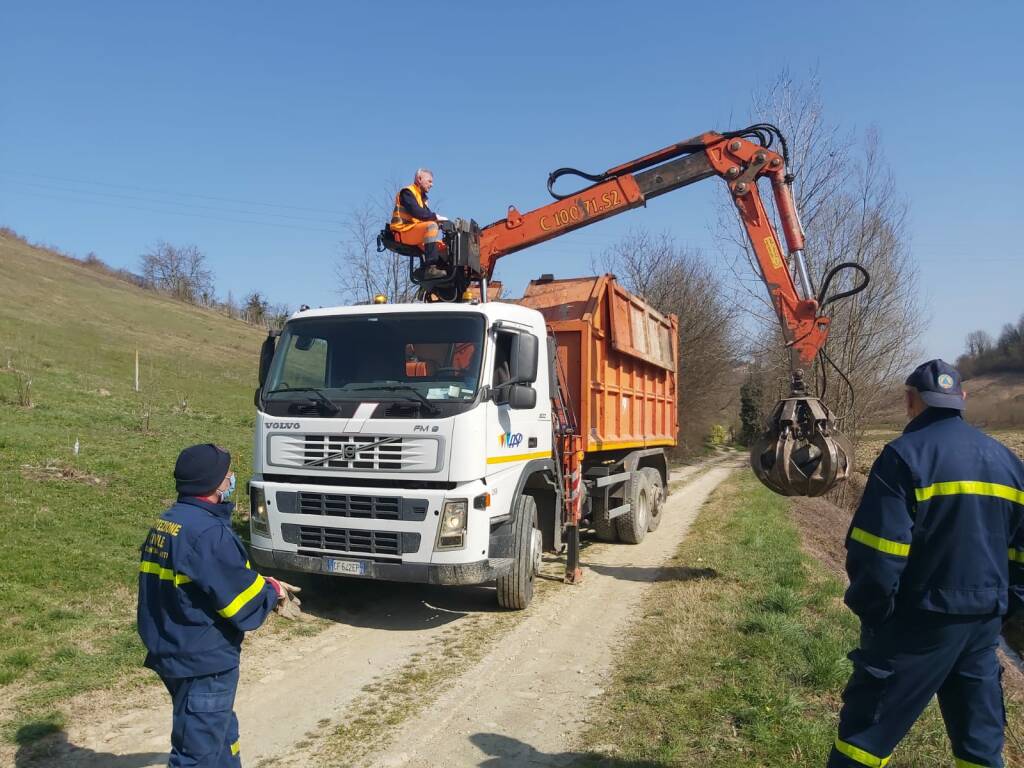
390, 184, 431, 233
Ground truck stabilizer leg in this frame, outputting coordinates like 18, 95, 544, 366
564, 524, 583, 584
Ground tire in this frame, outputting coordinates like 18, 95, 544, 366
496, 494, 540, 609
616, 471, 652, 544
641, 467, 665, 532
592, 504, 619, 542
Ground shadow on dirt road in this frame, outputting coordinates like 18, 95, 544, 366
470, 732, 661, 767
262, 569, 507, 631
14, 728, 166, 768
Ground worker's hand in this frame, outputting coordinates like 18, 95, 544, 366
265, 576, 286, 601
272, 579, 304, 619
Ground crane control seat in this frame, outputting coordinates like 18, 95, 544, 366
377, 218, 484, 285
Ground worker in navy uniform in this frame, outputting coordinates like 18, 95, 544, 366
138, 444, 289, 767
388, 168, 449, 278
828, 360, 1024, 768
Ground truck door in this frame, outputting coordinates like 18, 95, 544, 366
486, 328, 547, 469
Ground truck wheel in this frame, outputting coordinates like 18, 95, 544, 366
641, 467, 665, 532
496, 494, 540, 610
592, 508, 619, 542
616, 471, 652, 544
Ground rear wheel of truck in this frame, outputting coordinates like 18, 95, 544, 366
616, 471, 652, 544
592, 505, 619, 542
641, 467, 665, 532
496, 494, 541, 610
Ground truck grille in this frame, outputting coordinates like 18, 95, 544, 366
298, 492, 401, 520
297, 526, 400, 557
303, 434, 403, 469
266, 433, 441, 473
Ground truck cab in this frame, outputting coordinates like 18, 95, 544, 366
249, 301, 556, 608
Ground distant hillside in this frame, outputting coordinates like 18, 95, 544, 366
865, 372, 1024, 430
961, 372, 1024, 428
0, 230, 268, 740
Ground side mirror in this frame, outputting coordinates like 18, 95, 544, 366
506, 383, 537, 410
258, 332, 278, 388
510, 333, 538, 384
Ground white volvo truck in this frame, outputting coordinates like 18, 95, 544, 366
248, 299, 566, 609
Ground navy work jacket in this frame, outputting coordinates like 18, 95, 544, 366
845, 409, 1024, 625
137, 497, 277, 678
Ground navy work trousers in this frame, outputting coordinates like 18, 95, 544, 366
827, 610, 1004, 767
162, 666, 242, 768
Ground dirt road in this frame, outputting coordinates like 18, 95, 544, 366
14, 456, 739, 767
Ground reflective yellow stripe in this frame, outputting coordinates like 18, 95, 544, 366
1010, 548, 1024, 564
850, 527, 910, 557
834, 738, 891, 767
139, 560, 192, 586
915, 481, 1024, 505
486, 450, 551, 465
954, 758, 991, 768
230, 739, 240, 756
217, 574, 267, 619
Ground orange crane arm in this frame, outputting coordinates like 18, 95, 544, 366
477, 131, 828, 367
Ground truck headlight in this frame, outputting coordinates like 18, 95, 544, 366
437, 500, 467, 549
250, 485, 270, 537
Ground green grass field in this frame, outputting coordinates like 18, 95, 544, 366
578, 473, 1024, 767
0, 232, 269, 741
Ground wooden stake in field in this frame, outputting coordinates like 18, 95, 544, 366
134, 350, 140, 392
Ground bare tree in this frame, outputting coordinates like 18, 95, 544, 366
223, 290, 239, 320
140, 242, 215, 304
242, 292, 269, 326
958, 315, 1024, 377
266, 303, 292, 330
718, 72, 923, 442
598, 229, 741, 455
965, 330, 994, 359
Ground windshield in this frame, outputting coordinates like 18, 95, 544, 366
264, 313, 485, 413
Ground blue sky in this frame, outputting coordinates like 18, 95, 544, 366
2, 1, 1021, 362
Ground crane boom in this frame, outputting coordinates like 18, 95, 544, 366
378, 124, 869, 497
477, 131, 828, 368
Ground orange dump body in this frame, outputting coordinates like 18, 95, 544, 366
517, 274, 678, 455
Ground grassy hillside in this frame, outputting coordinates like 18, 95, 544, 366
0, 231, 269, 740
866, 372, 1024, 431
961, 372, 1024, 429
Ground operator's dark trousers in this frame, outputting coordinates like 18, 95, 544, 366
828, 609, 1004, 767
162, 667, 242, 768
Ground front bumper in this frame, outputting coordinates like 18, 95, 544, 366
250, 546, 513, 586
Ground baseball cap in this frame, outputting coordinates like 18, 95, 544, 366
905, 359, 965, 411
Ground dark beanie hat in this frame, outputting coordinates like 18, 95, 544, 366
174, 443, 231, 496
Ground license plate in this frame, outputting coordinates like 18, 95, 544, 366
325, 558, 367, 576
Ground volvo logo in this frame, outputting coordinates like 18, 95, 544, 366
265, 422, 300, 429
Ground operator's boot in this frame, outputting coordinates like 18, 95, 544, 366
422, 241, 447, 279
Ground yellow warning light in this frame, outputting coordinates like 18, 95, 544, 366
462, 290, 473, 301
576, 451, 585, 461
373, 294, 388, 304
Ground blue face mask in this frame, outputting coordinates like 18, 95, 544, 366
220, 473, 236, 502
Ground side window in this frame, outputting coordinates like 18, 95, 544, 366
492, 332, 514, 387
284, 336, 328, 388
